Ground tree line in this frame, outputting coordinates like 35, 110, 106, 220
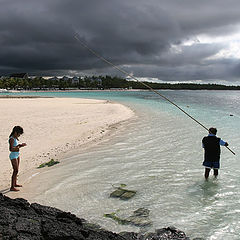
0, 75, 240, 90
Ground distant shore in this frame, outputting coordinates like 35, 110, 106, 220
0, 95, 53, 98
1, 75, 240, 91
0, 97, 134, 192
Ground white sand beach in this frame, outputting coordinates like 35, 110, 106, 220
0, 97, 134, 191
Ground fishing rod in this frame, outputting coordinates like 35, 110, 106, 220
74, 34, 235, 155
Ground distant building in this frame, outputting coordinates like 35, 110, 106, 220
61, 76, 69, 82
48, 76, 59, 81
71, 76, 79, 84
9, 73, 29, 79
95, 78, 102, 86
90, 78, 102, 85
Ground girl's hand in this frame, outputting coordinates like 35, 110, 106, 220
21, 143, 27, 147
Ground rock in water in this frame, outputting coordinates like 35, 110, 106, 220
110, 187, 136, 200
104, 208, 152, 228
119, 190, 136, 200
125, 208, 152, 227
110, 188, 125, 198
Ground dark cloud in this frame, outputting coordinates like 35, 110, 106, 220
0, 0, 240, 83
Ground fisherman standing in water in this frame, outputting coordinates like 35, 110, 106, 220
202, 127, 228, 180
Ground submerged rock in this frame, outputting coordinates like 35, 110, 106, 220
110, 188, 125, 198
125, 208, 152, 227
104, 208, 152, 228
0, 193, 192, 239
110, 187, 136, 200
120, 190, 136, 200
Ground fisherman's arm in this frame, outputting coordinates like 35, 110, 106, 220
220, 139, 228, 147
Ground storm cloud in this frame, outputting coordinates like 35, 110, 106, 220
1, 0, 240, 83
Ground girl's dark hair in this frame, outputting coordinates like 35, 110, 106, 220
9, 126, 24, 138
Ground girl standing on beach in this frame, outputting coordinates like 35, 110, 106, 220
9, 126, 26, 191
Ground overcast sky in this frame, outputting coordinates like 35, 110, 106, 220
1, 0, 240, 84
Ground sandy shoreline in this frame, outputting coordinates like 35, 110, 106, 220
0, 97, 134, 192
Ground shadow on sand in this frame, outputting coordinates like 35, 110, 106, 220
0, 188, 10, 194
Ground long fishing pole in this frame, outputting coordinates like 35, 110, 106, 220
74, 34, 235, 155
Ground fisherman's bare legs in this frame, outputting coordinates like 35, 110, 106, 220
213, 169, 218, 178
204, 168, 211, 180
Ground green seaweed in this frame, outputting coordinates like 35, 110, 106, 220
37, 159, 60, 168
38, 163, 47, 168
112, 183, 127, 189
103, 212, 129, 225
46, 159, 60, 167
120, 183, 127, 188
104, 208, 152, 228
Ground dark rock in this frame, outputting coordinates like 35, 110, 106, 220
120, 227, 191, 240
31, 202, 62, 217
0, 193, 193, 239
15, 217, 41, 235
119, 232, 140, 239
1, 195, 30, 210
41, 218, 85, 239
0, 207, 18, 226
16, 233, 41, 240
56, 211, 83, 225
155, 226, 190, 240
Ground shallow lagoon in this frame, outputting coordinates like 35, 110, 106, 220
3, 90, 240, 239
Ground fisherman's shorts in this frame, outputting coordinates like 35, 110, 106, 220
9, 152, 20, 160
203, 161, 220, 169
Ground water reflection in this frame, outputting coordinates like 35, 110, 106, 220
199, 179, 220, 205
188, 178, 220, 205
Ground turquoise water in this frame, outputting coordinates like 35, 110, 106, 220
3, 90, 240, 239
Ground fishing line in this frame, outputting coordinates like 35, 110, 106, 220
74, 34, 235, 155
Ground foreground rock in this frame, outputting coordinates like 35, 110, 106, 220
0, 193, 191, 239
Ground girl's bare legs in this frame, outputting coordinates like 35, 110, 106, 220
10, 159, 19, 191
15, 157, 22, 187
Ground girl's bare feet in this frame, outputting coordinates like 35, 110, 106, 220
10, 187, 19, 191
15, 184, 22, 187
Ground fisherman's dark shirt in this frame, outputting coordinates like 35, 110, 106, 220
202, 135, 222, 162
